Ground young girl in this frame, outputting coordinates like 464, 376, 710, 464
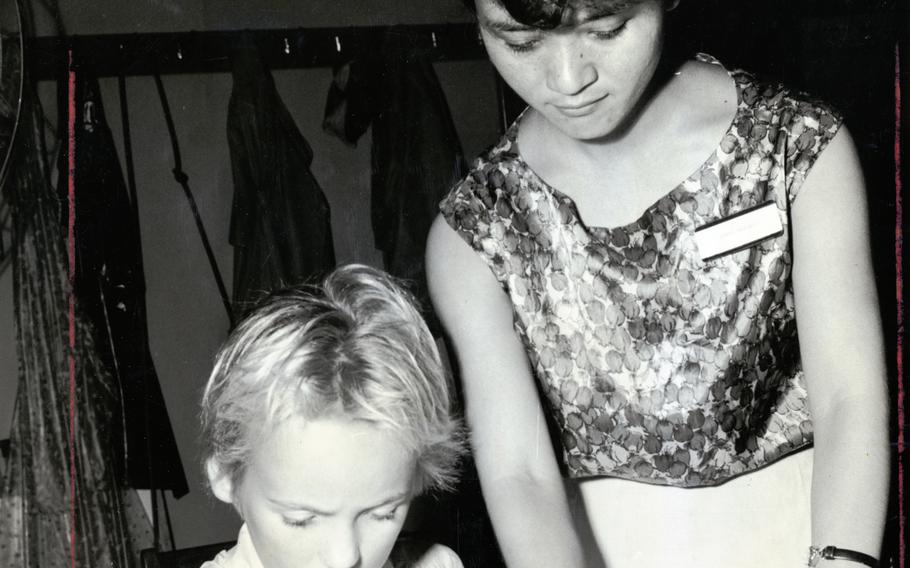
200, 264, 465, 568
427, 1, 889, 566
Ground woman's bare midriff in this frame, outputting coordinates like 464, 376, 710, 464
571, 448, 813, 568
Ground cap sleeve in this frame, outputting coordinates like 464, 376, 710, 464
439, 168, 521, 288
781, 95, 843, 203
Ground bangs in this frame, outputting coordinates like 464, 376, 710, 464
494, 0, 639, 29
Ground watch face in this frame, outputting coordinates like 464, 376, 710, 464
808, 546, 823, 567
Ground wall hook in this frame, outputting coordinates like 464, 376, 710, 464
176, 45, 183, 60
334, 35, 342, 53
284, 37, 291, 55
431, 31, 438, 48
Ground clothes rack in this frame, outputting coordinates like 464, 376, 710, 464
25, 23, 487, 80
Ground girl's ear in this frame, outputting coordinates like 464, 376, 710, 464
206, 458, 235, 505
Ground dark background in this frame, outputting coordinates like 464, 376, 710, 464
0, 0, 904, 564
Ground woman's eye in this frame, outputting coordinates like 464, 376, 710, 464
504, 39, 542, 54
283, 516, 317, 528
591, 21, 628, 41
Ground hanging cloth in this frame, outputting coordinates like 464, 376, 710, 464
54, 63, 188, 498
152, 72, 235, 330
227, 34, 336, 316
323, 27, 466, 332
0, 82, 153, 566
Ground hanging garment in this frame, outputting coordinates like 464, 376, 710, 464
0, 84, 153, 566
54, 65, 188, 497
228, 35, 336, 316
323, 28, 466, 332
322, 31, 488, 567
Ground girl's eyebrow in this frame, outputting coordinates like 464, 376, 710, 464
268, 497, 333, 515
269, 499, 334, 517
365, 491, 411, 510
268, 491, 411, 514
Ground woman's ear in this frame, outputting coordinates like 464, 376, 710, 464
206, 458, 235, 505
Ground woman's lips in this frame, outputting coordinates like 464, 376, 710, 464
553, 93, 609, 117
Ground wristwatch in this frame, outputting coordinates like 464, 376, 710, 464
808, 546, 879, 567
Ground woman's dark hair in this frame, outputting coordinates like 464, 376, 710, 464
463, 0, 694, 93
462, 0, 660, 30
463, 0, 692, 67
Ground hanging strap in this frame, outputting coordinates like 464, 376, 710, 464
151, 72, 235, 329
117, 72, 166, 552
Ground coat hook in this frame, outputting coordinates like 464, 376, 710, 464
284, 37, 291, 54
176, 45, 183, 60
334, 35, 342, 53
431, 31, 438, 48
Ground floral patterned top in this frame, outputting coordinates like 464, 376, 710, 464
439, 58, 842, 487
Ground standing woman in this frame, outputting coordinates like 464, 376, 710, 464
426, 1, 890, 566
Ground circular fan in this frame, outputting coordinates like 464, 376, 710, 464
1, 0, 23, 184
0, 0, 24, 274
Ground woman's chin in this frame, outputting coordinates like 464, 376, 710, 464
542, 110, 627, 143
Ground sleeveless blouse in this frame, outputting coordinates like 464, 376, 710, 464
439, 60, 842, 487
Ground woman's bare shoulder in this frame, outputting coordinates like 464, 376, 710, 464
426, 214, 503, 308
675, 57, 738, 129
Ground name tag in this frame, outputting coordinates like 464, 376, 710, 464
694, 201, 783, 262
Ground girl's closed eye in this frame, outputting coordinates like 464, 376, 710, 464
370, 505, 402, 522
283, 514, 318, 528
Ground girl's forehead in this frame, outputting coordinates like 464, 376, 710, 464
246, 416, 417, 506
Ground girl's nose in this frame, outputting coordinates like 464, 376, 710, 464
545, 38, 597, 96
321, 524, 361, 568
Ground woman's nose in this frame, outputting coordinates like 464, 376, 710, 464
321, 524, 361, 568
545, 39, 597, 96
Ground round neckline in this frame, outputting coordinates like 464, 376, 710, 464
502, 55, 745, 235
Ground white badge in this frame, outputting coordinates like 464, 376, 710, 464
694, 201, 783, 262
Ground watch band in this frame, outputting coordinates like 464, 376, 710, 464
808, 545, 879, 567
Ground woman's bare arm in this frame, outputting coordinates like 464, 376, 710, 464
791, 126, 890, 564
426, 215, 591, 568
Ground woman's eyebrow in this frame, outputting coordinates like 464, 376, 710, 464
575, 0, 639, 22
480, 1, 640, 32
479, 17, 537, 33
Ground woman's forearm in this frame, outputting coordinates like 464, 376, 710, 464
480, 472, 590, 568
809, 396, 889, 565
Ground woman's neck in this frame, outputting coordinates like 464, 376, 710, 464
522, 53, 694, 170
514, 53, 738, 229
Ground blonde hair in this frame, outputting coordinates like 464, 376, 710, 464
200, 264, 464, 494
